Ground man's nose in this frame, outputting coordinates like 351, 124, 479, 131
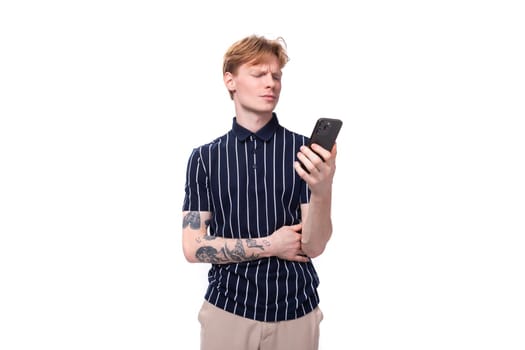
264, 73, 275, 87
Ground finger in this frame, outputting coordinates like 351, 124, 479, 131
290, 223, 302, 231
294, 157, 315, 175
310, 143, 331, 161
301, 145, 324, 163
296, 255, 311, 263
299, 150, 324, 174
294, 161, 308, 175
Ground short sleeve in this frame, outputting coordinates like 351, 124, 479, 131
182, 148, 211, 211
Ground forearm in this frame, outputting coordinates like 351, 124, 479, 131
301, 192, 333, 258
183, 210, 272, 263
185, 233, 272, 264
182, 211, 308, 264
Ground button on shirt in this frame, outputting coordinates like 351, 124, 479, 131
183, 114, 320, 322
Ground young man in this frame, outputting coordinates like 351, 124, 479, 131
182, 35, 337, 350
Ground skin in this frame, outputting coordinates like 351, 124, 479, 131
182, 54, 337, 264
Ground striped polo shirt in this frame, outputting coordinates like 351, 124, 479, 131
182, 114, 320, 322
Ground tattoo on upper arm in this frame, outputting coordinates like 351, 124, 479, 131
183, 211, 200, 229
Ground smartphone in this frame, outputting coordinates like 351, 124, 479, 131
300, 118, 342, 172
307, 118, 343, 155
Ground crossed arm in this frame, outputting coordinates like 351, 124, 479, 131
182, 143, 337, 264
182, 211, 310, 264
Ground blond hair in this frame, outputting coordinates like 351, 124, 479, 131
223, 35, 289, 97
223, 35, 289, 75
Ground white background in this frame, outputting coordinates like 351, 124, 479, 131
1, 1, 524, 349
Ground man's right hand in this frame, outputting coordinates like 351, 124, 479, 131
268, 224, 310, 262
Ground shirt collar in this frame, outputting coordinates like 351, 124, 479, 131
232, 113, 280, 142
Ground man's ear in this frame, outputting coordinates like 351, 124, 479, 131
224, 72, 235, 94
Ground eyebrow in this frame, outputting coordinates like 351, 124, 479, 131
249, 67, 282, 75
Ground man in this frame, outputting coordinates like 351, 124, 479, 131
182, 34, 337, 350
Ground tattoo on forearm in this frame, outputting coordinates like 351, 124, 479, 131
182, 211, 201, 229
224, 240, 250, 262
246, 239, 269, 249
195, 246, 226, 264
195, 238, 269, 263
195, 234, 217, 243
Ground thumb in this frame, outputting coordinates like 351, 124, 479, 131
290, 223, 302, 232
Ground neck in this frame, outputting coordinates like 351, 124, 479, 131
235, 111, 273, 133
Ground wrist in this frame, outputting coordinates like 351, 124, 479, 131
259, 237, 273, 258
310, 191, 332, 203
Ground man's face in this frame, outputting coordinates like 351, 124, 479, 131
226, 55, 282, 116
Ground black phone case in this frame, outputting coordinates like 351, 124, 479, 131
307, 118, 343, 151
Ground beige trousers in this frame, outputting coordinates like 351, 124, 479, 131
198, 301, 323, 350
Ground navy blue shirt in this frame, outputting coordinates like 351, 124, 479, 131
183, 114, 320, 322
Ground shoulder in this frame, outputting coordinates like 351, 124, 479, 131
190, 130, 231, 155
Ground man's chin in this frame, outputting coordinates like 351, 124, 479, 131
249, 106, 276, 115
240, 101, 278, 116
258, 102, 278, 113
